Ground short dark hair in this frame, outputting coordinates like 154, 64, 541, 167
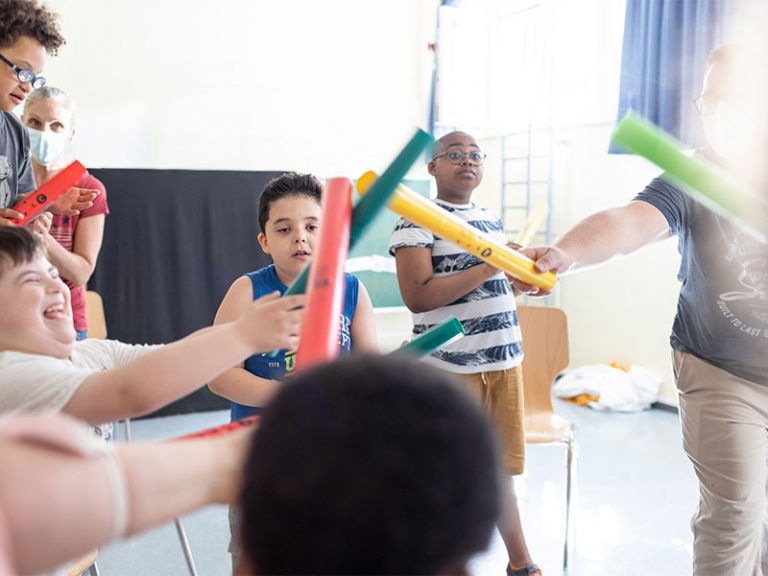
257, 172, 322, 233
0, 227, 43, 279
0, 0, 65, 55
240, 354, 502, 575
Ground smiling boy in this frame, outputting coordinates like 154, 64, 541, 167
0, 226, 305, 431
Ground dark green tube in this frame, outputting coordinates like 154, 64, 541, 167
269, 128, 433, 356
348, 128, 433, 249
281, 128, 432, 300
391, 316, 465, 358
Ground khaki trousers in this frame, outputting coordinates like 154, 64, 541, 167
673, 350, 768, 576
458, 366, 526, 476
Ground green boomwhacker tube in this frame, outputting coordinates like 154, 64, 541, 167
390, 317, 465, 358
611, 112, 768, 243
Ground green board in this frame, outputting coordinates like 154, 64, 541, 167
348, 178, 430, 308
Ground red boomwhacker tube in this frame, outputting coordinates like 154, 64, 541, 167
10, 160, 87, 225
295, 177, 353, 372
173, 416, 259, 441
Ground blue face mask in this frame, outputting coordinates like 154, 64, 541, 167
27, 127, 69, 166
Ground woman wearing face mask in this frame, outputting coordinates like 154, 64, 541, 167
22, 86, 108, 340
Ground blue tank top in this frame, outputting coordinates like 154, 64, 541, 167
230, 265, 360, 420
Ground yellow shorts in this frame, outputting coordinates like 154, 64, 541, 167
457, 366, 525, 476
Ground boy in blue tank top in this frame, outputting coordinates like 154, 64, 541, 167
210, 172, 378, 418
210, 172, 378, 571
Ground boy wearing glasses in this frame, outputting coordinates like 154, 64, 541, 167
390, 131, 541, 576
0, 0, 95, 227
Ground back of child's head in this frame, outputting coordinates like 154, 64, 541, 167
258, 172, 322, 233
0, 0, 65, 54
239, 354, 502, 575
0, 227, 42, 280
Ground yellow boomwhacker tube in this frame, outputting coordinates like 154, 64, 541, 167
514, 201, 549, 248
357, 171, 557, 290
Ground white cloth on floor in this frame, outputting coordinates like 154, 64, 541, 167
554, 364, 661, 412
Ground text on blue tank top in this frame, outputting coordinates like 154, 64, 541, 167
230, 265, 359, 420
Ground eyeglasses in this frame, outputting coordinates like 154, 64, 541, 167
433, 150, 487, 165
692, 92, 720, 115
0, 54, 46, 90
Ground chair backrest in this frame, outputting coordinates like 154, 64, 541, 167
518, 306, 570, 415
85, 291, 107, 339
65, 548, 98, 576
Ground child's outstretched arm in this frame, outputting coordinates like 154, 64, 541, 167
350, 282, 378, 352
62, 292, 304, 425
0, 413, 251, 575
394, 246, 500, 314
208, 276, 284, 406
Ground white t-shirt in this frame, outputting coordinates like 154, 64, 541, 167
389, 199, 523, 374
0, 340, 157, 430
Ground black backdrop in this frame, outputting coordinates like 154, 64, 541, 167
89, 169, 281, 416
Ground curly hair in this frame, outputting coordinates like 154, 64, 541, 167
0, 0, 65, 55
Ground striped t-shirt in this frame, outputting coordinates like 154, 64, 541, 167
389, 199, 523, 374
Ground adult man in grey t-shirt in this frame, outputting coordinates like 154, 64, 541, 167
520, 45, 768, 575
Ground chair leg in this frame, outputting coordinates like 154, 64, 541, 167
88, 561, 100, 576
123, 418, 132, 443
563, 426, 577, 575
175, 518, 199, 576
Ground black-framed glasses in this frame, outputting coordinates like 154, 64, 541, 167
0, 54, 46, 89
433, 149, 487, 165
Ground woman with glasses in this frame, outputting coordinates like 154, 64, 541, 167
0, 1, 61, 226
22, 86, 109, 341
0, 0, 97, 227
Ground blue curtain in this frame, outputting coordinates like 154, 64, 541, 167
611, 0, 735, 152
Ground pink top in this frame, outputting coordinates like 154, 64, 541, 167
48, 171, 109, 331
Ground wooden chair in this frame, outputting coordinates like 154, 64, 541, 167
85, 291, 133, 441
65, 549, 99, 576
84, 291, 107, 340
517, 306, 575, 574
82, 291, 198, 575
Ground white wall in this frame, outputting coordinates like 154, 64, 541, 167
38, 0, 685, 398
37, 0, 435, 353
42, 0, 435, 177
470, 0, 683, 402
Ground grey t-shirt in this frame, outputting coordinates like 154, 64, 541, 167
0, 110, 36, 208
635, 170, 768, 386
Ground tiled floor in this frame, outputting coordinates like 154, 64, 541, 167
96, 400, 698, 575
